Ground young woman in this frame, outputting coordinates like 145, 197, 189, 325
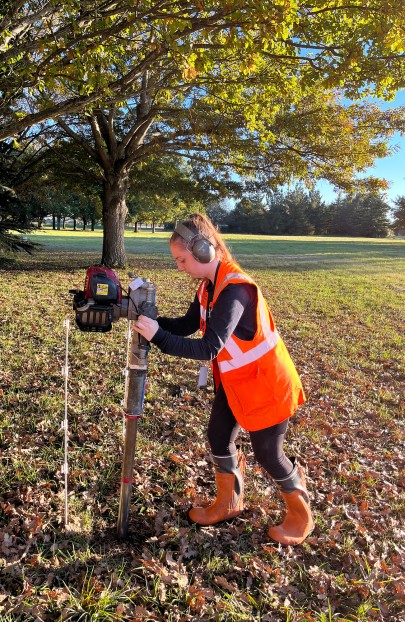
133, 214, 314, 545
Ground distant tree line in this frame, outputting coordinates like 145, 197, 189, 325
2, 133, 405, 256
14, 181, 404, 240
210, 187, 404, 238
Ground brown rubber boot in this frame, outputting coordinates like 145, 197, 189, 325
268, 458, 314, 545
188, 450, 246, 526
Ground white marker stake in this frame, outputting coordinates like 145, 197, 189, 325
198, 365, 208, 387
62, 319, 70, 528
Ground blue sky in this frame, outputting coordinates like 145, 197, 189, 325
317, 90, 405, 207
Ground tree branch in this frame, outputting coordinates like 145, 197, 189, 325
0, 49, 161, 141
89, 115, 112, 172
107, 107, 117, 160
56, 119, 98, 161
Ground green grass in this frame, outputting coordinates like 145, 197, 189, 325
27, 227, 405, 263
0, 230, 404, 621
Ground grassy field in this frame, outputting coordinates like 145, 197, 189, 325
26, 228, 405, 261
0, 231, 404, 621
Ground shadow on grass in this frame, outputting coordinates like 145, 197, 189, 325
0, 252, 173, 273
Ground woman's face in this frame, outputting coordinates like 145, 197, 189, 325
170, 241, 209, 279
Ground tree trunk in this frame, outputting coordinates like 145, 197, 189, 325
101, 172, 129, 267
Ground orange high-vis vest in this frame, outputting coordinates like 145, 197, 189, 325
197, 260, 305, 431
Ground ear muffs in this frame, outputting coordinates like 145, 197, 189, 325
174, 222, 216, 263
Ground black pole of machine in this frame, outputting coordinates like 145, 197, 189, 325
117, 279, 156, 540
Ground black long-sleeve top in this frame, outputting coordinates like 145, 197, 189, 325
151, 276, 258, 361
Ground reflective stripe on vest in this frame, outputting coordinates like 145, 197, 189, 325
218, 287, 280, 373
198, 265, 280, 373
197, 281, 209, 333
213, 272, 252, 302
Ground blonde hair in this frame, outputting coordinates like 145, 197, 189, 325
171, 213, 232, 262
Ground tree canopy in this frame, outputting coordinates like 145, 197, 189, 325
2, 1, 405, 264
2, 0, 405, 142
0, 137, 45, 253
392, 196, 405, 233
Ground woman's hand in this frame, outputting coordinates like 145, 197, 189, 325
133, 315, 159, 341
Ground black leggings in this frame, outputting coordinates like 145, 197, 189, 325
207, 384, 293, 480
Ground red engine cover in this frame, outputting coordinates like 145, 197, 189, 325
84, 266, 122, 304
